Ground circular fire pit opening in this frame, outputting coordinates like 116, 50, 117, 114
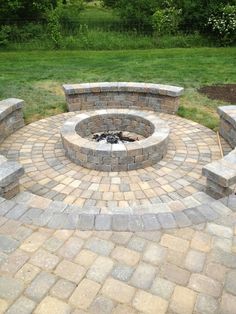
61, 109, 169, 171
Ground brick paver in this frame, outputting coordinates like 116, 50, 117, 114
0, 110, 235, 313
0, 210, 233, 312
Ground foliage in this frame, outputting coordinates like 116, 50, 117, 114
0, 0, 58, 22
105, 0, 160, 30
47, 8, 63, 49
0, 26, 11, 47
178, 0, 236, 33
59, 1, 84, 31
152, 6, 182, 36
102, 0, 117, 7
207, 5, 236, 45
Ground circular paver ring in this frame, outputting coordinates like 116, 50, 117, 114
0, 110, 232, 217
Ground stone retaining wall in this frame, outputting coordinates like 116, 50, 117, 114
218, 106, 236, 148
63, 82, 184, 115
0, 98, 25, 144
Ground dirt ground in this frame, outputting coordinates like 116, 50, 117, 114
198, 84, 236, 104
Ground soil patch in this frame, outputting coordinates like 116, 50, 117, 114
198, 84, 236, 104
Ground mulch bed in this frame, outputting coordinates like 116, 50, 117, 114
198, 84, 236, 104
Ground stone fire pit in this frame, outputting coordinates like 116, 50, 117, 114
61, 109, 169, 171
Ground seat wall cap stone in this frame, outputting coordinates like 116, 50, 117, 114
0, 161, 24, 187
62, 82, 184, 97
0, 98, 24, 120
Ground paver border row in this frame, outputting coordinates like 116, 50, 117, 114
0, 191, 233, 231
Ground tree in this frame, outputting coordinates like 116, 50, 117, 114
106, 0, 161, 30
0, 0, 58, 23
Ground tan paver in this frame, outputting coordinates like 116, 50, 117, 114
170, 286, 197, 314
69, 279, 101, 309
35, 296, 71, 314
55, 260, 86, 284
133, 290, 168, 314
101, 277, 135, 303
111, 246, 140, 266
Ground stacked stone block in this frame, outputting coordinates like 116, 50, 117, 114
63, 82, 184, 115
218, 105, 236, 148
0, 98, 25, 198
0, 155, 24, 199
0, 98, 25, 144
203, 105, 236, 198
61, 109, 169, 171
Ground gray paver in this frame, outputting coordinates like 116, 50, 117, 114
158, 213, 177, 229
111, 264, 134, 282
112, 214, 129, 231
225, 270, 236, 295
195, 294, 218, 314
6, 296, 36, 314
0, 234, 19, 253
142, 214, 161, 231
130, 262, 156, 289
77, 214, 95, 230
89, 295, 114, 314
25, 271, 57, 302
0, 276, 24, 300
85, 237, 114, 256
95, 215, 112, 230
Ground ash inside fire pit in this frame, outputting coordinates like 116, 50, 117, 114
92, 131, 138, 144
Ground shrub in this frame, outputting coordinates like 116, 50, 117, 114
0, 26, 11, 47
207, 5, 236, 45
47, 8, 63, 49
152, 6, 182, 36
107, 0, 161, 31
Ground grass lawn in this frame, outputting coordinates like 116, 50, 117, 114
0, 47, 235, 129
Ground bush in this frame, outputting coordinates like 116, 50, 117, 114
47, 8, 63, 49
152, 6, 182, 36
59, 1, 84, 32
0, 26, 11, 47
178, 0, 235, 33
207, 5, 236, 45
108, 0, 161, 31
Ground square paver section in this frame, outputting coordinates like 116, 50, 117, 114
111, 246, 140, 266
25, 272, 57, 302
133, 290, 168, 314
102, 277, 135, 304
55, 260, 86, 284
50, 279, 76, 300
69, 278, 101, 310
170, 286, 197, 314
151, 277, 175, 300
143, 243, 167, 265
85, 237, 114, 256
87, 256, 114, 283
0, 276, 24, 300
35, 296, 71, 314
5, 296, 36, 314
130, 263, 156, 290
30, 249, 60, 270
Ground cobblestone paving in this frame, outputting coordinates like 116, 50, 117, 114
0, 201, 235, 314
0, 112, 231, 212
0, 110, 235, 313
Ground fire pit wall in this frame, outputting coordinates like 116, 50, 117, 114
63, 82, 184, 115
61, 109, 170, 171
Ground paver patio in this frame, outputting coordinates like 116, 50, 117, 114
0, 104, 236, 313
0, 203, 235, 313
